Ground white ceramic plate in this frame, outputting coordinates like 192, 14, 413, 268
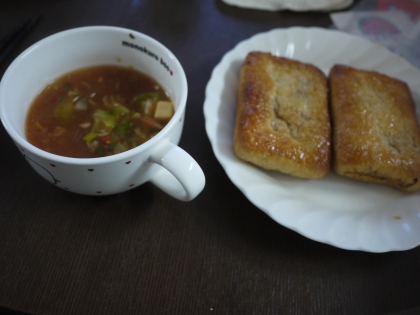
203, 27, 420, 252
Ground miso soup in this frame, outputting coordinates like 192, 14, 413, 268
26, 65, 174, 158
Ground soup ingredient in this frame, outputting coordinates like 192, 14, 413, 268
26, 65, 174, 158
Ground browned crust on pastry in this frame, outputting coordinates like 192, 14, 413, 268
329, 64, 420, 192
233, 52, 331, 179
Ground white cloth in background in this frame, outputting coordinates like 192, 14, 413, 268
220, 0, 354, 11
331, 9, 420, 68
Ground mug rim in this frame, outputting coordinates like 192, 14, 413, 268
0, 25, 188, 166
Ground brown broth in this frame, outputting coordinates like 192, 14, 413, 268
26, 65, 174, 158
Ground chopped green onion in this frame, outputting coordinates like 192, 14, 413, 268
53, 99, 74, 123
95, 147, 106, 156
83, 131, 98, 142
132, 93, 159, 116
91, 109, 117, 136
115, 120, 133, 136
132, 92, 159, 104
107, 104, 129, 119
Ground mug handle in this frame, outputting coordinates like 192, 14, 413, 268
148, 140, 205, 201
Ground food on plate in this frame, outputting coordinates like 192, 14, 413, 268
26, 65, 174, 158
233, 52, 331, 179
329, 64, 420, 192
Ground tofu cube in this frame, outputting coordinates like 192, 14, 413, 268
154, 101, 173, 120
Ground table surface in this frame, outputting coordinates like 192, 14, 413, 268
2, 0, 420, 315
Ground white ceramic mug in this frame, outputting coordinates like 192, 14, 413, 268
0, 26, 205, 201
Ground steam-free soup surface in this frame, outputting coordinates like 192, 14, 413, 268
26, 65, 174, 158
